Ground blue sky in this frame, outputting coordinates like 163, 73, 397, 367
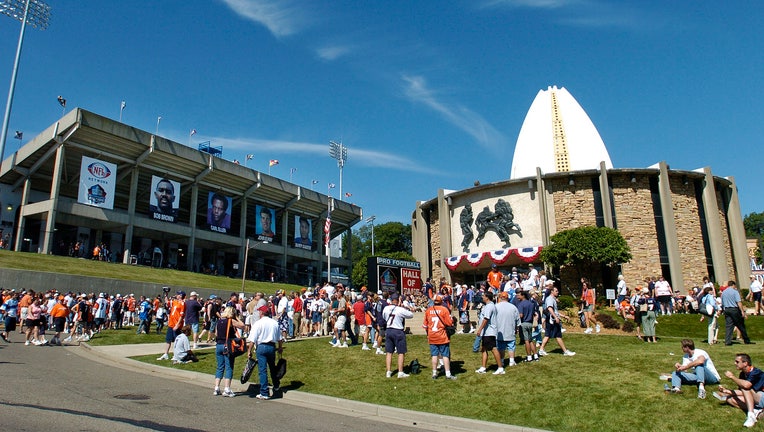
1, 1, 762, 227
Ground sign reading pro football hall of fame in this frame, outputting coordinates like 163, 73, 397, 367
366, 256, 422, 296
78, 156, 117, 209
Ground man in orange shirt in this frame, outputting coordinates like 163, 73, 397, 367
18, 290, 33, 334
157, 290, 186, 361
486, 264, 503, 292
49, 296, 69, 346
423, 295, 456, 380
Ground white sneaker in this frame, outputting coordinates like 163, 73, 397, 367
386, 371, 392, 378
584, 328, 593, 334
339, 343, 348, 348
659, 374, 672, 381
744, 412, 757, 428
712, 391, 728, 402
469, 328, 476, 333
361, 344, 370, 350
563, 350, 576, 356
595, 324, 601, 333
63, 336, 72, 343
492, 368, 505, 375
372, 342, 378, 348
475, 367, 487, 374
508, 361, 516, 367
561, 328, 566, 333
192, 343, 198, 350
157, 353, 169, 361
376, 348, 385, 355
538, 349, 548, 356
213, 388, 221, 396
25, 340, 30, 346
397, 372, 410, 378
222, 389, 236, 398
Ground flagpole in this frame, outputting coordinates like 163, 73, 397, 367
155, 116, 161, 135
119, 100, 125, 122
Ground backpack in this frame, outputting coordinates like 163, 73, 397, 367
408, 358, 422, 374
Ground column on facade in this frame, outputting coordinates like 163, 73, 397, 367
412, 201, 430, 279
187, 183, 199, 271
123, 167, 139, 264
281, 208, 288, 273
13, 177, 31, 251
598, 161, 614, 228
437, 189, 452, 283
701, 167, 729, 283
726, 176, 752, 284
536, 167, 550, 246
658, 161, 683, 291
41, 144, 65, 254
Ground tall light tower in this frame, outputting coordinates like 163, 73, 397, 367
366, 215, 376, 256
328, 140, 347, 200
0, 0, 51, 165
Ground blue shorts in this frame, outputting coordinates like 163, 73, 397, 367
385, 328, 407, 354
190, 322, 200, 333
165, 327, 178, 344
312, 311, 322, 323
429, 343, 451, 358
754, 292, 762, 302
497, 339, 516, 353
545, 321, 562, 339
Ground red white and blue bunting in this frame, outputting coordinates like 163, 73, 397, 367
445, 246, 542, 271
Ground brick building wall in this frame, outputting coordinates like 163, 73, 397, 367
669, 177, 707, 290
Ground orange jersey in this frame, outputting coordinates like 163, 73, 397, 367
582, 288, 594, 306
487, 270, 503, 289
423, 305, 453, 345
167, 299, 185, 328
50, 303, 69, 319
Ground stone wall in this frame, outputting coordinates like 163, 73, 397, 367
611, 174, 661, 289
429, 209, 443, 282
669, 177, 707, 290
549, 177, 598, 230
717, 188, 736, 283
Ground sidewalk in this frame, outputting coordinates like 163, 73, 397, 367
77, 330, 546, 432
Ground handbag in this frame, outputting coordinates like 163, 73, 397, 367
240, 356, 257, 384
275, 352, 287, 380
222, 318, 246, 357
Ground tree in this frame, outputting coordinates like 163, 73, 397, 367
349, 221, 414, 287
540, 226, 632, 287
744, 212, 764, 264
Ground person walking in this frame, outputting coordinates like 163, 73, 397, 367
213, 306, 245, 397
538, 286, 575, 357
423, 295, 456, 380
248, 305, 285, 399
382, 293, 415, 378
721, 280, 752, 346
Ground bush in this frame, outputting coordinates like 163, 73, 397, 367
595, 313, 620, 329
557, 295, 574, 311
622, 320, 636, 333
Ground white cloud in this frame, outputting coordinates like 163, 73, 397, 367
481, 0, 647, 30
203, 136, 439, 174
482, 0, 583, 9
401, 75, 504, 150
316, 45, 352, 61
219, 0, 309, 37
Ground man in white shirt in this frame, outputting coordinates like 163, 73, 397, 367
382, 293, 414, 378
664, 338, 720, 399
248, 305, 284, 400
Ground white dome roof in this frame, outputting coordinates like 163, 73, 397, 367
510, 86, 612, 179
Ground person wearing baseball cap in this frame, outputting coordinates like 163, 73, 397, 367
184, 291, 203, 349
247, 304, 284, 400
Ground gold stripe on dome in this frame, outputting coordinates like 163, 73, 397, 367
550, 89, 570, 172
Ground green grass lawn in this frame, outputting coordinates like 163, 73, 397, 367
128, 313, 764, 432
0, 249, 300, 294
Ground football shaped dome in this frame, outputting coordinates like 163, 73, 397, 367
510, 86, 612, 179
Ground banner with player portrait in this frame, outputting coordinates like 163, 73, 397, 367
207, 192, 232, 233
149, 175, 180, 223
294, 215, 312, 250
78, 156, 117, 209
256, 205, 275, 242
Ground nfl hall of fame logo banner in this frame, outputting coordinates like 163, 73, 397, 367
78, 156, 117, 209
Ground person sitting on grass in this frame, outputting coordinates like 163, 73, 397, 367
173, 325, 198, 364
660, 338, 720, 399
713, 353, 764, 428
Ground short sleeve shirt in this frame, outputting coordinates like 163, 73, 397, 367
479, 302, 498, 337
742, 367, 764, 392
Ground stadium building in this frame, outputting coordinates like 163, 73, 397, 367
0, 109, 362, 285
412, 86, 749, 292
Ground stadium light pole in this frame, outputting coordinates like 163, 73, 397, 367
366, 215, 376, 256
328, 140, 347, 200
0, 0, 51, 165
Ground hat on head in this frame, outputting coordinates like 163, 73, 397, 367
491, 264, 497, 269
545, 280, 554, 286
99, 293, 105, 298
209, 295, 217, 299
529, 263, 534, 267
176, 290, 186, 297
258, 305, 270, 315
434, 294, 443, 304
190, 291, 198, 297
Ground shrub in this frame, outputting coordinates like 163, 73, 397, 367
557, 295, 574, 311
622, 320, 636, 333
595, 312, 620, 329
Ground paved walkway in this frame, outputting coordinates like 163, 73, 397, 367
77, 317, 546, 432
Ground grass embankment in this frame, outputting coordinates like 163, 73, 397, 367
0, 249, 299, 294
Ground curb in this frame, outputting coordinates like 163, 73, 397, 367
74, 343, 547, 432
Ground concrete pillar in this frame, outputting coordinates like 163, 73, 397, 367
599, 161, 614, 228
437, 189, 452, 283
701, 167, 728, 283
186, 183, 199, 271
726, 176, 751, 285
42, 145, 65, 254
13, 178, 30, 252
536, 167, 550, 245
412, 201, 430, 278
123, 167, 139, 264
658, 161, 683, 291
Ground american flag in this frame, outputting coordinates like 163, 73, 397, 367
120, 100, 126, 110
269, 159, 279, 167
290, 168, 297, 175
324, 214, 331, 247
57, 95, 66, 107
246, 154, 254, 160
14, 131, 22, 140
328, 183, 335, 189
344, 192, 352, 198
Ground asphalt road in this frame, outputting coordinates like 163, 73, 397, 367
0, 341, 423, 432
